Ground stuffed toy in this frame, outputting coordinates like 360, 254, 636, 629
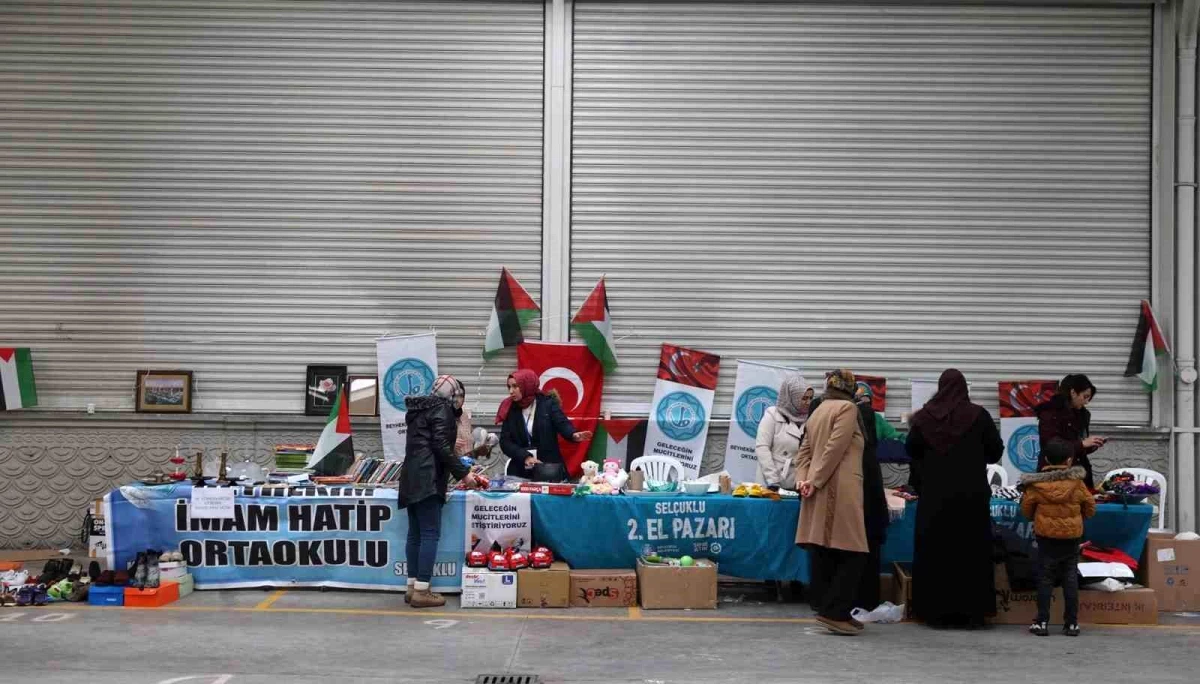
601, 458, 628, 491
579, 461, 600, 485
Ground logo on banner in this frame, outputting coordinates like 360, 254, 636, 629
1007, 424, 1041, 473
657, 391, 706, 441
383, 358, 434, 411
735, 386, 777, 438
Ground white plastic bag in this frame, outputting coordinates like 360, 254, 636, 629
850, 601, 905, 624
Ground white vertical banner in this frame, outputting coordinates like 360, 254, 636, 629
724, 361, 802, 485
465, 491, 532, 554
910, 379, 939, 413
376, 333, 439, 461
645, 380, 715, 480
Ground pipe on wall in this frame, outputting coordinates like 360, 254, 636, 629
1176, 0, 1199, 532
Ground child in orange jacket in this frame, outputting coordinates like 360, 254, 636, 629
1020, 438, 1096, 637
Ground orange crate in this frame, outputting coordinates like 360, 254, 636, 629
124, 582, 180, 608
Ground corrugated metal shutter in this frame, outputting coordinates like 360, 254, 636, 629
0, 0, 544, 412
571, 1, 1153, 424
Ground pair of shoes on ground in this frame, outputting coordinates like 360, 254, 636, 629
13, 585, 48, 607
1030, 621, 1080, 637
406, 581, 446, 609
127, 550, 162, 589
159, 551, 184, 563
816, 615, 864, 636
33, 558, 77, 586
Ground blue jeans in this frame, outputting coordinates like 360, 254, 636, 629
405, 496, 443, 583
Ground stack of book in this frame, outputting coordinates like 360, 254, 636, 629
348, 456, 403, 485
274, 444, 315, 471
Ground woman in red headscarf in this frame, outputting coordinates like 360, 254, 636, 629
497, 369, 592, 481
905, 369, 1003, 628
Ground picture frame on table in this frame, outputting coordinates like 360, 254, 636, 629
347, 374, 379, 417
305, 365, 347, 416
136, 370, 193, 413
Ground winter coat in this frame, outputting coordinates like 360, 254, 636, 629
755, 406, 802, 488
397, 395, 470, 509
1020, 465, 1097, 539
500, 393, 579, 478
1035, 396, 1098, 489
794, 398, 868, 553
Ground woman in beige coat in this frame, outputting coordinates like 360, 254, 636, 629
754, 374, 812, 489
795, 369, 868, 636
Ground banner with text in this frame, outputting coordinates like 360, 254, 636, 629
998, 380, 1058, 484
644, 344, 721, 480
376, 333, 439, 461
105, 483, 466, 592
465, 491, 532, 554
725, 361, 801, 485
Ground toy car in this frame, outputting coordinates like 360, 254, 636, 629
529, 548, 553, 569
487, 552, 511, 571
466, 550, 488, 568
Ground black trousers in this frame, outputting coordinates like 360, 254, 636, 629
808, 546, 869, 622
1035, 536, 1081, 625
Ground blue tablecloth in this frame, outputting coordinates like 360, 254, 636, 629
531, 495, 1151, 582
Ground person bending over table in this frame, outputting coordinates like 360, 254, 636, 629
497, 369, 592, 481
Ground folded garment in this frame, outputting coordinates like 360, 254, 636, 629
991, 484, 1022, 501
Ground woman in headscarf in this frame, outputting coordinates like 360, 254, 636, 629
754, 374, 812, 490
795, 369, 869, 635
498, 369, 592, 481
397, 375, 477, 608
905, 369, 1003, 627
852, 384, 891, 612
1035, 374, 1105, 490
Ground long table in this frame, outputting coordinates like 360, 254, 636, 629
107, 484, 1152, 592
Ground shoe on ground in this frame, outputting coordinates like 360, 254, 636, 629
1063, 623, 1080, 637
1029, 621, 1049, 637
848, 617, 865, 631
409, 589, 446, 609
816, 616, 860, 636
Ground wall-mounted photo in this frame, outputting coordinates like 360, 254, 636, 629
347, 374, 379, 417
136, 370, 193, 413
305, 365, 347, 416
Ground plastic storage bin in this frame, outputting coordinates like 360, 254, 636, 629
88, 584, 125, 607
124, 582, 180, 608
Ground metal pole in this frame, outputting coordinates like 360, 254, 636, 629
1176, 0, 1200, 532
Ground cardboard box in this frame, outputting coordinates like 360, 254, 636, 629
569, 569, 637, 608
517, 562, 571, 608
892, 562, 913, 620
166, 574, 194, 599
636, 558, 717, 610
992, 564, 1157, 625
88, 515, 107, 559
1141, 536, 1200, 612
461, 569, 517, 609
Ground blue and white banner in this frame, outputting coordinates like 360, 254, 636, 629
644, 380, 714, 481
724, 361, 802, 485
105, 483, 466, 592
376, 332, 439, 461
465, 491, 532, 554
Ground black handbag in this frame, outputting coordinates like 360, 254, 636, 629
530, 462, 568, 483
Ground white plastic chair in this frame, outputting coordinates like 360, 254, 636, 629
629, 456, 685, 483
986, 464, 1009, 488
1105, 468, 1168, 531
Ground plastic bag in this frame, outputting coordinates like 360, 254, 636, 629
850, 601, 905, 624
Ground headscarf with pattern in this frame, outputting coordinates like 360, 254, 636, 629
775, 373, 810, 422
823, 368, 856, 402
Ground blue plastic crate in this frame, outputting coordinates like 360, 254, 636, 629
88, 584, 124, 607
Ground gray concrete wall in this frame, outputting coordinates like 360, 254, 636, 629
0, 413, 1172, 549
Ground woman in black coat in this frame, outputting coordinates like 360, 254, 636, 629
906, 369, 1004, 628
498, 369, 592, 481
1035, 374, 1105, 489
397, 380, 476, 608
854, 394, 891, 611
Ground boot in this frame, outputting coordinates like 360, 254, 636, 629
404, 578, 415, 604
409, 581, 445, 608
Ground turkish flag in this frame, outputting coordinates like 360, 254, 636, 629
517, 342, 604, 478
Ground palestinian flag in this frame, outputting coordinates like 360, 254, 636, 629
0, 348, 37, 411
308, 386, 354, 475
1124, 300, 1171, 391
483, 268, 539, 359
571, 278, 618, 373
586, 418, 648, 470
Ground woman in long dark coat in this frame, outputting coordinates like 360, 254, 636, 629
854, 393, 891, 610
905, 369, 1003, 627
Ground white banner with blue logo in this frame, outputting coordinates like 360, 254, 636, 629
644, 381, 715, 481
376, 332, 439, 461
1001, 416, 1041, 485
724, 361, 802, 485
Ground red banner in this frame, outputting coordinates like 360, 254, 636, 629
516, 342, 604, 478
998, 380, 1058, 418
656, 344, 721, 391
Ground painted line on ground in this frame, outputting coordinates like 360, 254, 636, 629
628, 606, 642, 619
253, 590, 287, 610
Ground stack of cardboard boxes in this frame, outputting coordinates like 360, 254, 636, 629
460, 559, 718, 610
1140, 531, 1200, 613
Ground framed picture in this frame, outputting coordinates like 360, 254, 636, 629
136, 370, 193, 413
305, 365, 347, 416
347, 374, 379, 417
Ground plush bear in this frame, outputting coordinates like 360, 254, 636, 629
579, 460, 600, 485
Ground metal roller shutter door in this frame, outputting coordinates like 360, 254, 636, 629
0, 0, 544, 412
571, 1, 1153, 424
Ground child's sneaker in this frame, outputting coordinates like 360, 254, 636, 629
1029, 621, 1049, 637
1063, 623, 1080, 637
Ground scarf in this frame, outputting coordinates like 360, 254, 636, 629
775, 373, 809, 422
494, 369, 538, 424
909, 368, 984, 453
433, 374, 465, 417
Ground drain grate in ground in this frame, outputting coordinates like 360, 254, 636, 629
475, 676, 540, 684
